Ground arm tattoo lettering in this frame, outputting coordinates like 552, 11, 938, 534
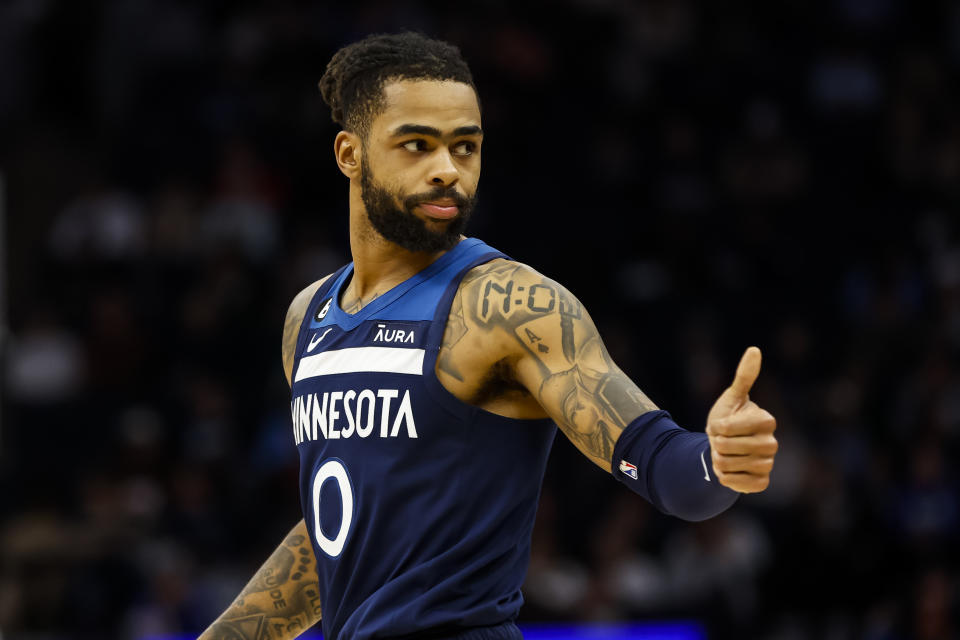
239, 546, 295, 594
479, 278, 515, 321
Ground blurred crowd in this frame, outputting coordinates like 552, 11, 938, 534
2, 1, 959, 639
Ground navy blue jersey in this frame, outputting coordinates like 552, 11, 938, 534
289, 238, 556, 640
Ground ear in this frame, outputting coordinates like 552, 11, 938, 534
334, 131, 362, 180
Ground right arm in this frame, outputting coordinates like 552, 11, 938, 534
199, 276, 330, 640
198, 522, 323, 639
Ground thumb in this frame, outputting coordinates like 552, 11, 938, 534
729, 346, 762, 403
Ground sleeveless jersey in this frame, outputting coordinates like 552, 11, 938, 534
289, 238, 557, 640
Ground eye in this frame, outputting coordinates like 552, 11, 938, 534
402, 139, 428, 152
452, 141, 476, 156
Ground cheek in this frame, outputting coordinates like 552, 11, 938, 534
461, 159, 481, 189
463, 176, 481, 196
369, 167, 413, 202
380, 166, 420, 198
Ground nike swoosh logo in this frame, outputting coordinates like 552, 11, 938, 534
307, 328, 333, 352
701, 450, 710, 482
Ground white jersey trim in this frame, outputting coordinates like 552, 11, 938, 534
295, 346, 425, 382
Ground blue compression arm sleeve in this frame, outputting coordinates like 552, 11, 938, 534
612, 410, 740, 521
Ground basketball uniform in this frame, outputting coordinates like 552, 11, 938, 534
289, 238, 556, 640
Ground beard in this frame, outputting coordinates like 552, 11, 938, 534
360, 162, 477, 253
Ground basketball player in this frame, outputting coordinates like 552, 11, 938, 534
199, 33, 778, 640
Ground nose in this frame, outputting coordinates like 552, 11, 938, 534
427, 149, 459, 187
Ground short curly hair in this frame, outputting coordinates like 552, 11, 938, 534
319, 32, 477, 139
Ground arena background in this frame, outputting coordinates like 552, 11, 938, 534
1, 1, 958, 638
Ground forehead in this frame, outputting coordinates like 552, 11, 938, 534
373, 79, 481, 135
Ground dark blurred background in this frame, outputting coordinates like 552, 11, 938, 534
2, 1, 959, 638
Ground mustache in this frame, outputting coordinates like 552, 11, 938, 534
403, 186, 473, 210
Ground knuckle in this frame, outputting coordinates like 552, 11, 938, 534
751, 437, 774, 456
759, 410, 777, 431
709, 418, 730, 436
712, 435, 730, 453
765, 416, 777, 432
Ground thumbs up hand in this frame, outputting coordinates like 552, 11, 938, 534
706, 347, 778, 493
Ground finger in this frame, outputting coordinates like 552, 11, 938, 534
716, 471, 770, 494
708, 408, 777, 437
712, 451, 775, 475
729, 346, 762, 402
711, 433, 779, 456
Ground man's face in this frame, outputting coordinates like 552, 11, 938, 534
359, 79, 483, 252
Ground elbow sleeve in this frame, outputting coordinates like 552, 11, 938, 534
611, 410, 740, 522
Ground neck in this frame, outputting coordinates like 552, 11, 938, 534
345, 184, 456, 302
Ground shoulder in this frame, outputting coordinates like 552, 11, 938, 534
457, 258, 584, 325
282, 274, 333, 387
461, 257, 539, 285
285, 275, 332, 323
459, 258, 561, 299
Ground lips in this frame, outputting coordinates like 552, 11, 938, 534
418, 201, 460, 219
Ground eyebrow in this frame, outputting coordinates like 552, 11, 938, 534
390, 124, 484, 138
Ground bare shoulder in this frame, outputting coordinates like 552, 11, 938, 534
459, 258, 544, 289
458, 258, 561, 312
282, 275, 333, 387
456, 258, 584, 334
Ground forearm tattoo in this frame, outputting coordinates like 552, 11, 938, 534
455, 261, 657, 470
200, 526, 322, 640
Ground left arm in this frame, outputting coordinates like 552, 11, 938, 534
458, 260, 657, 470
458, 262, 777, 519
